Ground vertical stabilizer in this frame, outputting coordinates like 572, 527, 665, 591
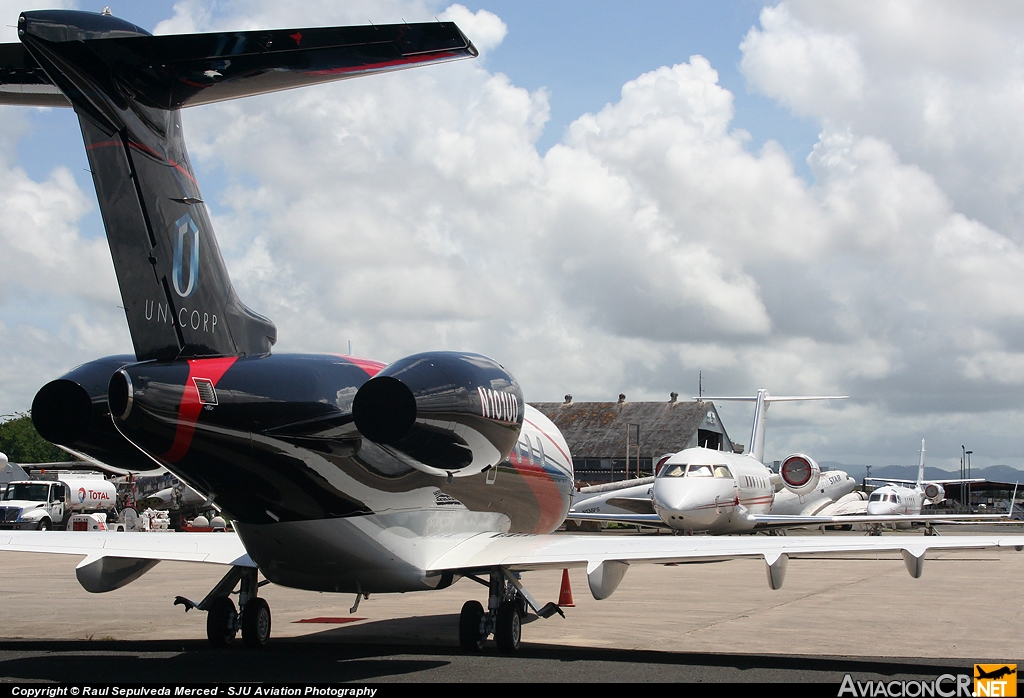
748, 389, 770, 464
10, 10, 477, 361
18, 10, 275, 361
917, 439, 926, 488
697, 391, 848, 465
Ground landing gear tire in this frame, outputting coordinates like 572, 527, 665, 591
495, 600, 521, 653
241, 597, 272, 648
516, 594, 528, 619
206, 596, 237, 647
459, 600, 486, 652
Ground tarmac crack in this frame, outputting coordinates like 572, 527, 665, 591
675, 567, 901, 639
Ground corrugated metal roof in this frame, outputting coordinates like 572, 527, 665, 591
529, 400, 734, 459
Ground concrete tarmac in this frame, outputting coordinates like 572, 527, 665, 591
0, 528, 1021, 682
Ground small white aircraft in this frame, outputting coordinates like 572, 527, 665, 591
863, 439, 990, 520
569, 392, 1003, 533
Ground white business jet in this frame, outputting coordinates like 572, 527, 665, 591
866, 440, 985, 516
570, 390, 860, 532
857, 440, 1001, 532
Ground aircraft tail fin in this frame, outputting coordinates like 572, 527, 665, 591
917, 439, 926, 487
698, 391, 848, 464
4, 10, 476, 361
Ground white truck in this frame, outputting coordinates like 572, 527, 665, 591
0, 472, 117, 531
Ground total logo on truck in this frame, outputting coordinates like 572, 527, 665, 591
77, 487, 111, 506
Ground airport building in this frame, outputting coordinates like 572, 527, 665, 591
530, 394, 741, 484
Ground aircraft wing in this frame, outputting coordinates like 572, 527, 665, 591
601, 497, 657, 515
747, 512, 1010, 530
864, 477, 986, 485
425, 531, 1024, 594
568, 509, 1010, 531
0, 531, 254, 592
567, 512, 668, 527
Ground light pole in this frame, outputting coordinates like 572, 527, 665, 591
966, 450, 973, 510
961, 445, 966, 507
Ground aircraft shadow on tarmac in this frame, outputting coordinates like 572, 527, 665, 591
0, 614, 978, 683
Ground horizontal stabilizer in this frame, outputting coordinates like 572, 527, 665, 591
1, 11, 477, 109
865, 477, 986, 485
697, 395, 848, 402
0, 42, 68, 106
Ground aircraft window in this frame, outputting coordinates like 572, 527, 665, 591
713, 466, 732, 478
662, 464, 687, 478
686, 464, 713, 478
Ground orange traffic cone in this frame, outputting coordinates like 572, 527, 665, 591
558, 568, 575, 607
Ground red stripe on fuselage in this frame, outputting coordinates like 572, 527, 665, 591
524, 417, 571, 467
86, 139, 199, 188
510, 451, 565, 533
162, 357, 238, 462
333, 355, 385, 377
513, 419, 572, 533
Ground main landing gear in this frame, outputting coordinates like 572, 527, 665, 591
174, 565, 272, 648
458, 567, 563, 653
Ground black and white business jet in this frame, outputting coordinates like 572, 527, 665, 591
0, 9, 1021, 654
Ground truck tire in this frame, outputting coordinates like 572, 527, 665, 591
38, 519, 51, 532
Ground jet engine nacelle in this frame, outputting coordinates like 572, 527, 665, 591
779, 453, 821, 497
923, 483, 944, 504
31, 355, 162, 473
352, 351, 523, 478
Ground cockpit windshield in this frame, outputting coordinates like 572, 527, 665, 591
659, 463, 733, 478
2, 483, 48, 502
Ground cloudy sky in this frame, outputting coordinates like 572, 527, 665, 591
0, 0, 1022, 470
